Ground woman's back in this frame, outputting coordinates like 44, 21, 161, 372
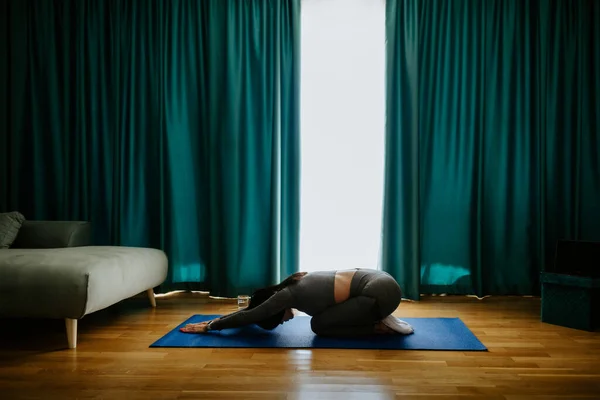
288, 270, 338, 315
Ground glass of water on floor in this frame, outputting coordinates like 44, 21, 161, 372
237, 294, 250, 309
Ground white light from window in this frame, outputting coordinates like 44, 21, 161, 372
299, 0, 386, 273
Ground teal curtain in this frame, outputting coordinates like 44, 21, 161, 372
1, 0, 301, 297
383, 0, 600, 300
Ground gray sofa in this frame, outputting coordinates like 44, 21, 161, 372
0, 220, 168, 349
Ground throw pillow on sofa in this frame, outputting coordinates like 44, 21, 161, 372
0, 211, 26, 249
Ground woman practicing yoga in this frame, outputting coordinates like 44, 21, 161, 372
180, 268, 414, 336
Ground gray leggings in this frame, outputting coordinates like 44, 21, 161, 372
310, 269, 402, 337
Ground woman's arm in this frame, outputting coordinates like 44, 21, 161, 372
207, 288, 294, 331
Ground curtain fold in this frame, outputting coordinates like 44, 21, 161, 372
0, 0, 8, 194
382, 0, 421, 301
1, 0, 301, 297
383, 0, 600, 300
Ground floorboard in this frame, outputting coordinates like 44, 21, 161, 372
0, 293, 598, 399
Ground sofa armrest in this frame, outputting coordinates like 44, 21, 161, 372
12, 221, 91, 248
0, 260, 89, 320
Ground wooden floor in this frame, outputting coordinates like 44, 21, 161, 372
1, 293, 599, 400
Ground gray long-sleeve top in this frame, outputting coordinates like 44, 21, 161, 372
209, 270, 337, 330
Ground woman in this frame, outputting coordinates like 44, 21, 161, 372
180, 268, 414, 336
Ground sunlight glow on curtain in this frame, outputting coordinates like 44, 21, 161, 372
299, 0, 386, 273
2, 0, 301, 297
383, 0, 600, 300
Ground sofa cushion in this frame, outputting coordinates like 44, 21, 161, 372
0, 212, 26, 249
11, 221, 91, 249
0, 246, 168, 319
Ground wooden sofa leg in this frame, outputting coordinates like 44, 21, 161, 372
147, 288, 157, 308
65, 318, 78, 349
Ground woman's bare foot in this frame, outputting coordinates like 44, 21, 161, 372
381, 315, 414, 334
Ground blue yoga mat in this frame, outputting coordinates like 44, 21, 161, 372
150, 315, 487, 351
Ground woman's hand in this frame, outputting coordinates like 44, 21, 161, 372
180, 321, 211, 334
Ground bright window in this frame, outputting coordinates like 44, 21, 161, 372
299, 0, 386, 273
